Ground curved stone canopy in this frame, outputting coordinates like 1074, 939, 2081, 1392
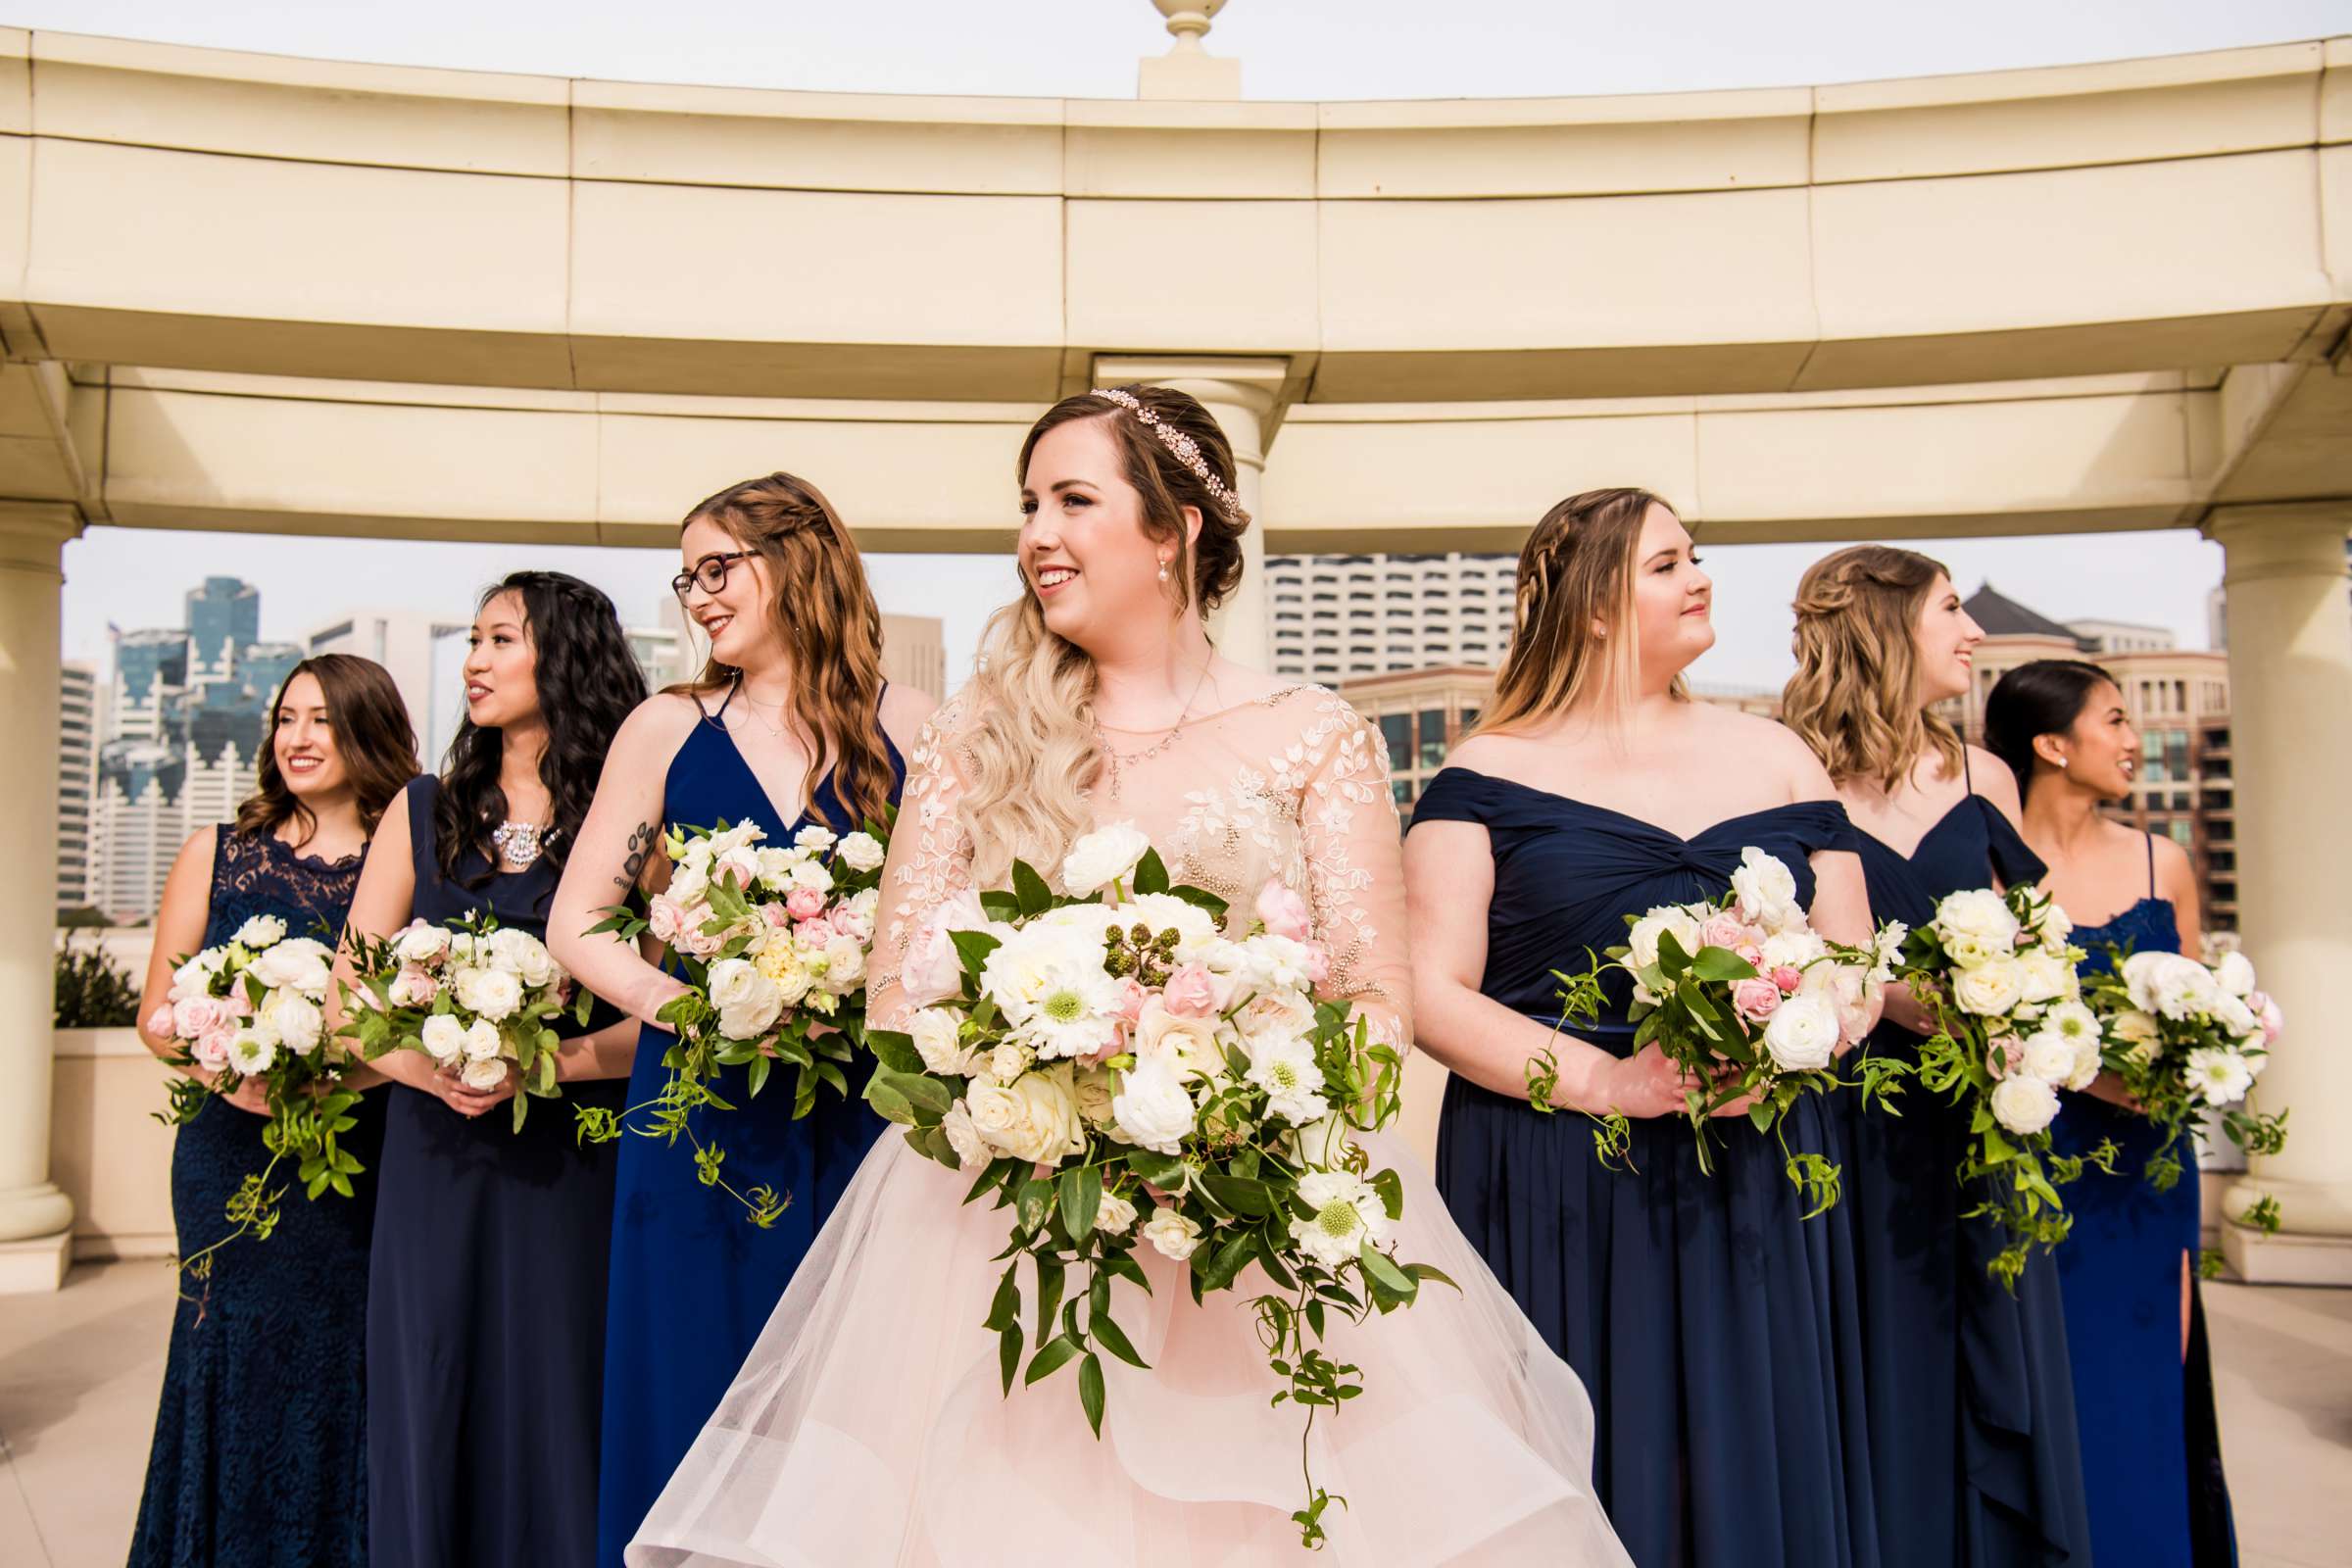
2, 26, 2348, 547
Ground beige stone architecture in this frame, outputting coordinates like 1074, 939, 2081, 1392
9, 17, 2352, 1287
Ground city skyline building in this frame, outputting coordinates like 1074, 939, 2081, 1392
56, 662, 100, 916
308, 609, 469, 764
1268, 553, 1517, 683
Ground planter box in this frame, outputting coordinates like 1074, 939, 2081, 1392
50, 1029, 177, 1260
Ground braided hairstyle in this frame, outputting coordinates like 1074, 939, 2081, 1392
678, 473, 897, 832
1783, 545, 1966, 791
1478, 486, 1683, 736
435, 571, 647, 896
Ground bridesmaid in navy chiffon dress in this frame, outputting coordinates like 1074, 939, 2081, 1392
336, 574, 649, 1566
1406, 490, 1885, 1568
1783, 550, 2090, 1567
128, 659, 417, 1568
543, 473, 930, 1565
1989, 658, 2238, 1568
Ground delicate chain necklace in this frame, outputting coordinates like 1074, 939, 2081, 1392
736, 679, 790, 739
1095, 661, 1214, 803
490, 819, 545, 869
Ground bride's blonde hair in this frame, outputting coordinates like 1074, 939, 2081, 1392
959, 385, 1250, 885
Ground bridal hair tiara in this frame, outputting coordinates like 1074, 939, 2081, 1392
1092, 386, 1251, 525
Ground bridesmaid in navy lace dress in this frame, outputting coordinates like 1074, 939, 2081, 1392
546, 474, 930, 1565
1988, 659, 2237, 1568
333, 574, 647, 1567
128, 657, 419, 1568
1784, 550, 2090, 1567
1406, 489, 1884, 1568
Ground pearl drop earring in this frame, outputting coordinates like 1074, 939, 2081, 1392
1157, 560, 1171, 583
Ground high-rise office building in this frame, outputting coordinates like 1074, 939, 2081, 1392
1266, 553, 1517, 682
57, 662, 100, 915
185, 575, 261, 685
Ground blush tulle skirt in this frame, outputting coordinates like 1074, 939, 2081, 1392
625, 1131, 1631, 1567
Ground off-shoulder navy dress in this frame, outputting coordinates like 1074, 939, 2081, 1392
1838, 767, 2091, 1567
368, 776, 629, 1567
594, 696, 900, 1566
1415, 769, 1879, 1568
2050, 835, 2237, 1567
129, 825, 384, 1568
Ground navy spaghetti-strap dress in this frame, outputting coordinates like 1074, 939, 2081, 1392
1415, 769, 1879, 1568
130, 825, 384, 1568
367, 776, 628, 1568
2050, 834, 2237, 1567
1838, 766, 2091, 1567
594, 697, 901, 1566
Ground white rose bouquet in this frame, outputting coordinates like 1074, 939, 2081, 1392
2079, 942, 2288, 1258
862, 824, 1444, 1550
338, 910, 589, 1132
1893, 884, 2113, 1287
1535, 847, 1899, 1216
574, 815, 891, 1226
147, 915, 368, 1272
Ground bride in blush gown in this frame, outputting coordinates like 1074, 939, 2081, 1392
624, 386, 1631, 1567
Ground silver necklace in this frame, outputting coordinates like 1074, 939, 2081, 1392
736, 681, 791, 739
1095, 662, 1214, 803
491, 820, 545, 868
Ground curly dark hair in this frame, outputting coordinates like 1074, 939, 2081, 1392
434, 571, 647, 895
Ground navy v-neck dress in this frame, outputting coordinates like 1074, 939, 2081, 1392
1838, 777, 2092, 1567
594, 698, 902, 1567
1415, 768, 1879, 1568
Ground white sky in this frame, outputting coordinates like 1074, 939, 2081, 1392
40, 0, 2336, 685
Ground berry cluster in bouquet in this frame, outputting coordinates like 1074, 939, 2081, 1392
1894, 885, 2111, 1287
339, 912, 588, 1132
863, 823, 1446, 1548
149, 914, 367, 1273
576, 817, 888, 1226
2080, 942, 2287, 1266
1538, 847, 1901, 1216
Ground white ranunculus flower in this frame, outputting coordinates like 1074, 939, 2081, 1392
1095, 1191, 1140, 1238
836, 831, 886, 872
460, 1054, 509, 1091
1761, 993, 1840, 1072
2185, 1048, 2254, 1108
265, 993, 324, 1056
820, 934, 865, 991
1111, 1051, 1198, 1154
248, 937, 335, 1000
1951, 957, 2027, 1018
2021, 1029, 2077, 1085
225, 1028, 277, 1077
394, 921, 454, 965
1936, 889, 2021, 958
486, 927, 558, 988
2122, 952, 2209, 1021
1989, 1073, 2060, 1135
794, 824, 839, 856
753, 847, 798, 892
2065, 1035, 2103, 1092
707, 957, 762, 1010
1760, 928, 1828, 971
1143, 1207, 1203, 1262
1290, 1169, 1393, 1269
1111, 893, 1221, 961
1730, 848, 1802, 933
787, 858, 834, 894
667, 864, 710, 908
2214, 950, 2257, 999
1245, 1035, 1330, 1125
940, 1101, 991, 1169
462, 1018, 504, 1061
1628, 906, 1706, 973
716, 974, 785, 1043
419, 1013, 466, 1064
454, 964, 524, 1023
908, 1007, 979, 1076
2015, 947, 2072, 1006
234, 914, 288, 949
1060, 820, 1153, 898
2211, 991, 2258, 1040
964, 1067, 1087, 1164
171, 949, 227, 1002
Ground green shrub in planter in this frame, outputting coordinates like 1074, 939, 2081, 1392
55, 933, 141, 1028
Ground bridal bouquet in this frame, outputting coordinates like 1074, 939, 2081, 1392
1539, 847, 1901, 1216
339, 911, 588, 1132
575, 818, 888, 1225
1895, 885, 2110, 1287
2080, 943, 2288, 1254
862, 823, 1443, 1548
149, 914, 368, 1272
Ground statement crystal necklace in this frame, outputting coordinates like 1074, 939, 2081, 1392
490, 820, 545, 869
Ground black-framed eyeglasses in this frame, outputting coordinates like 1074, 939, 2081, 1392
672, 552, 753, 602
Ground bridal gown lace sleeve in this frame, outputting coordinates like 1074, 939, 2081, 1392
628, 687, 1631, 1568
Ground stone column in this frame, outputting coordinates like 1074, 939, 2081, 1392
2204, 502, 2352, 1284
0, 503, 83, 1293
1093, 356, 1288, 670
